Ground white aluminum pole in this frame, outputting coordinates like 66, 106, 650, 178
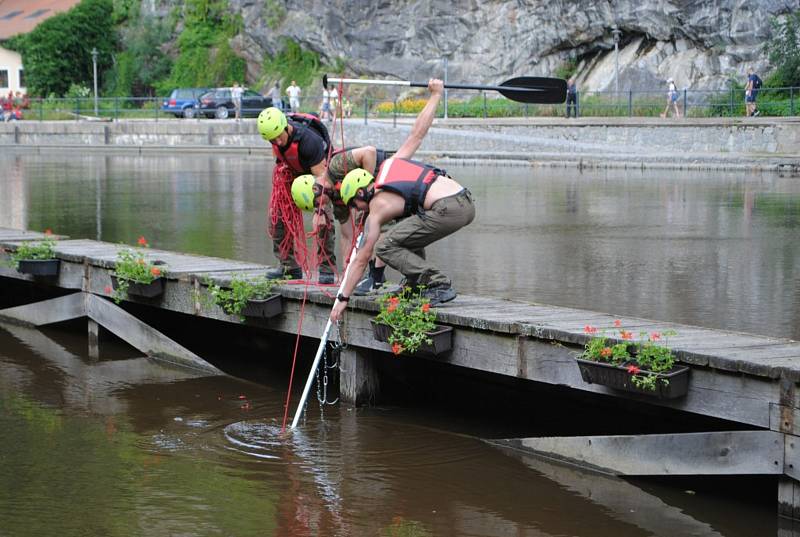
443, 57, 448, 119
325, 77, 411, 87
290, 234, 363, 429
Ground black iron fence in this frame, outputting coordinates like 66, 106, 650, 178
4, 87, 798, 122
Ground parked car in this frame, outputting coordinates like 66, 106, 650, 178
197, 88, 273, 119
161, 88, 209, 118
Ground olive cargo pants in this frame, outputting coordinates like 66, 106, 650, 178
375, 189, 475, 288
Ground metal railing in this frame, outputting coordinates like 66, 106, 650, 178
4, 86, 797, 122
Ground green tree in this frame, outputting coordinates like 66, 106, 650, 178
105, 16, 172, 97
764, 11, 800, 88
6, 0, 116, 97
156, 0, 245, 94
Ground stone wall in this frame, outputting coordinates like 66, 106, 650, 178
1, 118, 798, 170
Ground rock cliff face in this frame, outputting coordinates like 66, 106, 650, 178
146, 0, 800, 92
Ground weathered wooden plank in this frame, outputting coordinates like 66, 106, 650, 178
0, 292, 85, 326
501, 431, 785, 476
494, 445, 725, 537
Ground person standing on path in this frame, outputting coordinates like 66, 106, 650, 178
232, 82, 244, 120
745, 68, 762, 117
328, 79, 476, 321
269, 82, 283, 111
660, 78, 681, 118
565, 78, 578, 118
286, 80, 301, 113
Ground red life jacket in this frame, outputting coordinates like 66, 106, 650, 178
375, 158, 445, 216
272, 113, 331, 175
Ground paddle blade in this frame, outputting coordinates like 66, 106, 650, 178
498, 77, 567, 104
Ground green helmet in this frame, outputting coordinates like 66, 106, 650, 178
340, 168, 374, 205
257, 107, 287, 141
291, 175, 316, 211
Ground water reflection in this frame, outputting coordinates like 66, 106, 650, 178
0, 323, 780, 536
1, 151, 797, 339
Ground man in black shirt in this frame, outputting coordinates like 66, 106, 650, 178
258, 107, 335, 283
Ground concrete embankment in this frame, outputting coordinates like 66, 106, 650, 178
1, 117, 798, 171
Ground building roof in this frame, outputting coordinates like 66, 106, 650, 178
0, 0, 80, 40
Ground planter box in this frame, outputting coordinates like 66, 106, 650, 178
576, 358, 690, 399
241, 294, 283, 319
110, 274, 165, 298
18, 258, 60, 276
370, 320, 453, 356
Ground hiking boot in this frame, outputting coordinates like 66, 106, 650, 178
422, 284, 457, 306
353, 275, 385, 296
318, 272, 335, 285
266, 266, 302, 280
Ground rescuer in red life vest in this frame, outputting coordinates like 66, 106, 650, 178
291, 145, 395, 295
257, 107, 337, 283
327, 79, 476, 322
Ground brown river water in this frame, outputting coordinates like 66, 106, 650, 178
1, 150, 799, 536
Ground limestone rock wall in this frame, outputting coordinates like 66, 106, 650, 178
144, 0, 800, 92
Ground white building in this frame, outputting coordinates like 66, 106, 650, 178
0, 0, 81, 94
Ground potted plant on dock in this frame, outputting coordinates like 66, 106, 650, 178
575, 321, 689, 399
110, 236, 167, 303
7, 233, 60, 276
371, 286, 453, 356
204, 273, 282, 320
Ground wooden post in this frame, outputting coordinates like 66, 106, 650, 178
339, 347, 379, 406
779, 477, 800, 520
88, 318, 101, 361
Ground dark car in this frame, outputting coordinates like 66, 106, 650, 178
197, 88, 273, 119
161, 88, 209, 118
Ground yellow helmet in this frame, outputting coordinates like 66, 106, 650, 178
291, 175, 316, 211
257, 107, 287, 141
340, 168, 374, 205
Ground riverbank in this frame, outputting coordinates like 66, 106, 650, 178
1, 116, 798, 172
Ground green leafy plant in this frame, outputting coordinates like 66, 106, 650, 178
580, 320, 678, 391
204, 274, 279, 319
374, 287, 437, 355
110, 236, 166, 303
7, 236, 57, 268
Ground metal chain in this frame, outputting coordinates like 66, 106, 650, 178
316, 341, 340, 406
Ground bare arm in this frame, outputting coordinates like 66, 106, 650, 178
331, 213, 382, 321
353, 146, 378, 174
310, 160, 327, 185
339, 213, 355, 265
393, 79, 444, 160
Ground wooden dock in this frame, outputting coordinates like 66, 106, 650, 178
3, 227, 800, 518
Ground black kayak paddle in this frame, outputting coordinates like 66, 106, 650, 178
323, 74, 567, 104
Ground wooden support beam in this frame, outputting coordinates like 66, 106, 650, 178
0, 292, 86, 326
84, 294, 223, 375
339, 347, 379, 406
500, 430, 785, 476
